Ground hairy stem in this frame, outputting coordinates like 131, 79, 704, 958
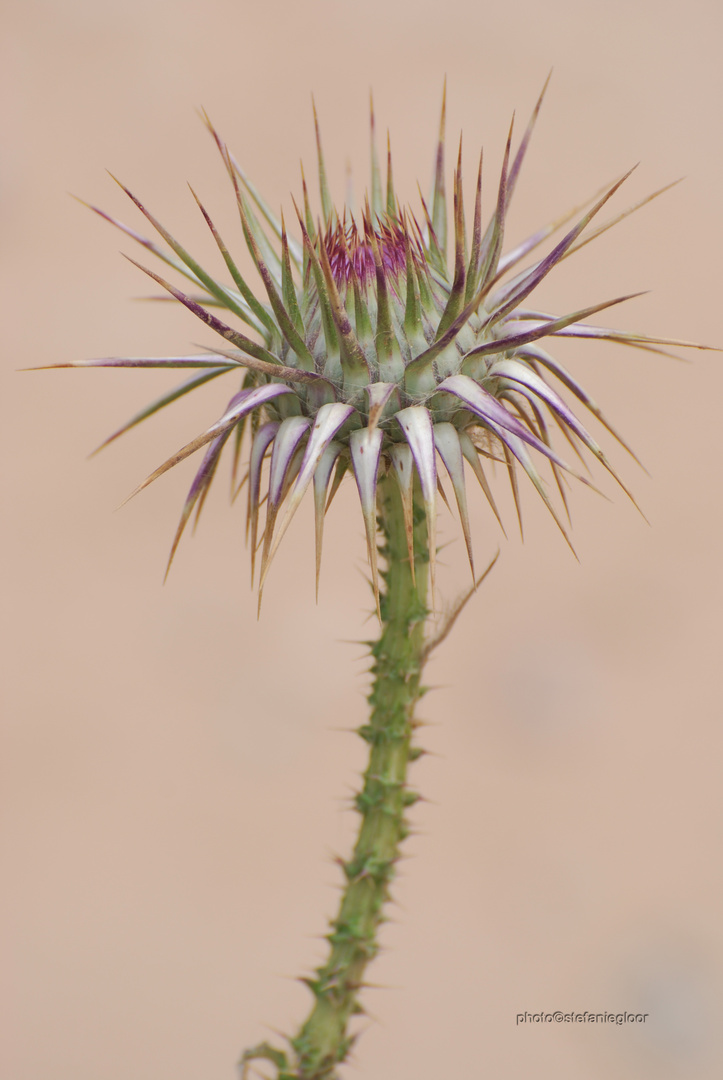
242, 473, 429, 1080
292, 473, 429, 1078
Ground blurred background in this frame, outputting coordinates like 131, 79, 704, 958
2, 1, 722, 1077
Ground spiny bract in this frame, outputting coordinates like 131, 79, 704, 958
57, 80, 704, 608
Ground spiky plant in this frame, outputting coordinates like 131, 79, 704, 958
44, 80, 708, 1080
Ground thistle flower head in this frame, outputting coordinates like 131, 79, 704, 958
52, 81, 709, 609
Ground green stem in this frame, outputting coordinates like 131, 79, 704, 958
264, 473, 429, 1080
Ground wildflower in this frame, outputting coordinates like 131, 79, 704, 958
50, 83, 703, 608
46, 82, 710, 1080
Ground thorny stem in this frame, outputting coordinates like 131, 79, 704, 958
241, 472, 429, 1080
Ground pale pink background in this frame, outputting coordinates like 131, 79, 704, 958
2, 2, 722, 1078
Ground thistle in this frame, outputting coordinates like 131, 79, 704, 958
45, 80, 708, 1080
